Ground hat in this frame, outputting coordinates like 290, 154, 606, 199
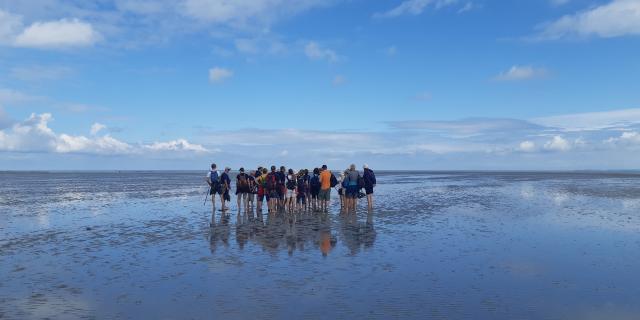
239, 167, 245, 172
363, 164, 369, 169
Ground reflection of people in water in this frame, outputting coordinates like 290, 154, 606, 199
338, 210, 376, 255
209, 213, 231, 254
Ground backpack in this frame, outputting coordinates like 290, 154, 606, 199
266, 173, 278, 190
330, 174, 338, 188
248, 177, 258, 193
310, 175, 320, 189
365, 169, 376, 186
286, 175, 296, 190
238, 173, 248, 189
297, 176, 307, 193
209, 171, 219, 186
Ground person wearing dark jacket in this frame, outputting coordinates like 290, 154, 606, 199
363, 164, 376, 210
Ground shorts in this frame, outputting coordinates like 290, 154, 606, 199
365, 186, 374, 195
346, 185, 359, 198
236, 187, 249, 195
258, 192, 269, 202
296, 194, 306, 204
318, 189, 330, 201
269, 189, 279, 199
310, 188, 320, 198
209, 184, 220, 195
286, 189, 295, 198
338, 188, 344, 196
277, 186, 285, 200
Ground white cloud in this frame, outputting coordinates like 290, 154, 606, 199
144, 139, 208, 153
14, 18, 100, 48
304, 41, 339, 63
332, 75, 346, 86
373, 0, 459, 18
0, 112, 208, 156
413, 92, 433, 102
535, 0, 640, 40
0, 106, 12, 129
544, 135, 571, 151
532, 108, 640, 132
90, 123, 107, 135
494, 65, 547, 81
208, 67, 233, 83
518, 140, 536, 152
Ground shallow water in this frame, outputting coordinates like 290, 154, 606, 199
1, 171, 640, 319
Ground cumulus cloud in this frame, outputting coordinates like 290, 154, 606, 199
0, 113, 208, 156
90, 123, 107, 135
373, 0, 459, 18
518, 141, 537, 152
535, 0, 640, 40
494, 65, 547, 81
544, 135, 572, 151
14, 18, 100, 48
144, 139, 208, 152
209, 67, 233, 83
305, 41, 340, 63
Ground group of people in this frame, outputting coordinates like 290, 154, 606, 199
205, 163, 376, 216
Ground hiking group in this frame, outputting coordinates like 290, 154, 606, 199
205, 163, 376, 216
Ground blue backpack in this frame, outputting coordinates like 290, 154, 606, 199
310, 175, 320, 189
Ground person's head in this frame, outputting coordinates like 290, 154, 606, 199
288, 168, 293, 175
225, 167, 230, 172
363, 163, 369, 170
322, 164, 327, 170
211, 163, 217, 170
271, 165, 276, 172
257, 166, 263, 172
350, 163, 356, 171
313, 167, 320, 175
239, 167, 245, 173
262, 168, 268, 174
304, 169, 309, 175
250, 170, 255, 176
344, 170, 349, 176
280, 166, 285, 172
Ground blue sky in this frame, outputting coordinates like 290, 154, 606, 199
1, 0, 640, 170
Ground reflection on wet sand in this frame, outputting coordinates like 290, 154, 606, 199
209, 210, 376, 257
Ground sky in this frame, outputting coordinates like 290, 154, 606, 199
1, 0, 640, 170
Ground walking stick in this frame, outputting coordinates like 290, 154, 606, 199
204, 187, 210, 206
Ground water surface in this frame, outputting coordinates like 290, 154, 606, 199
1, 171, 640, 319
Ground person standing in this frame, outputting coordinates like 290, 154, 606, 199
296, 170, 308, 212
286, 169, 296, 212
345, 164, 361, 212
247, 170, 257, 212
220, 167, 231, 212
363, 164, 376, 210
236, 168, 250, 213
267, 166, 279, 213
206, 163, 220, 225
277, 166, 287, 211
256, 167, 269, 213
319, 165, 332, 213
309, 168, 321, 211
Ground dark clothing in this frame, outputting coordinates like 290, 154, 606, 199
220, 172, 231, 196
236, 173, 250, 194
363, 168, 375, 195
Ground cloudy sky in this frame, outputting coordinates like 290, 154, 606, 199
1, 0, 639, 170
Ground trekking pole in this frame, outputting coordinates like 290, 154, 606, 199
204, 186, 210, 206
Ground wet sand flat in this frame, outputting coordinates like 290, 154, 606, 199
1, 171, 640, 319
